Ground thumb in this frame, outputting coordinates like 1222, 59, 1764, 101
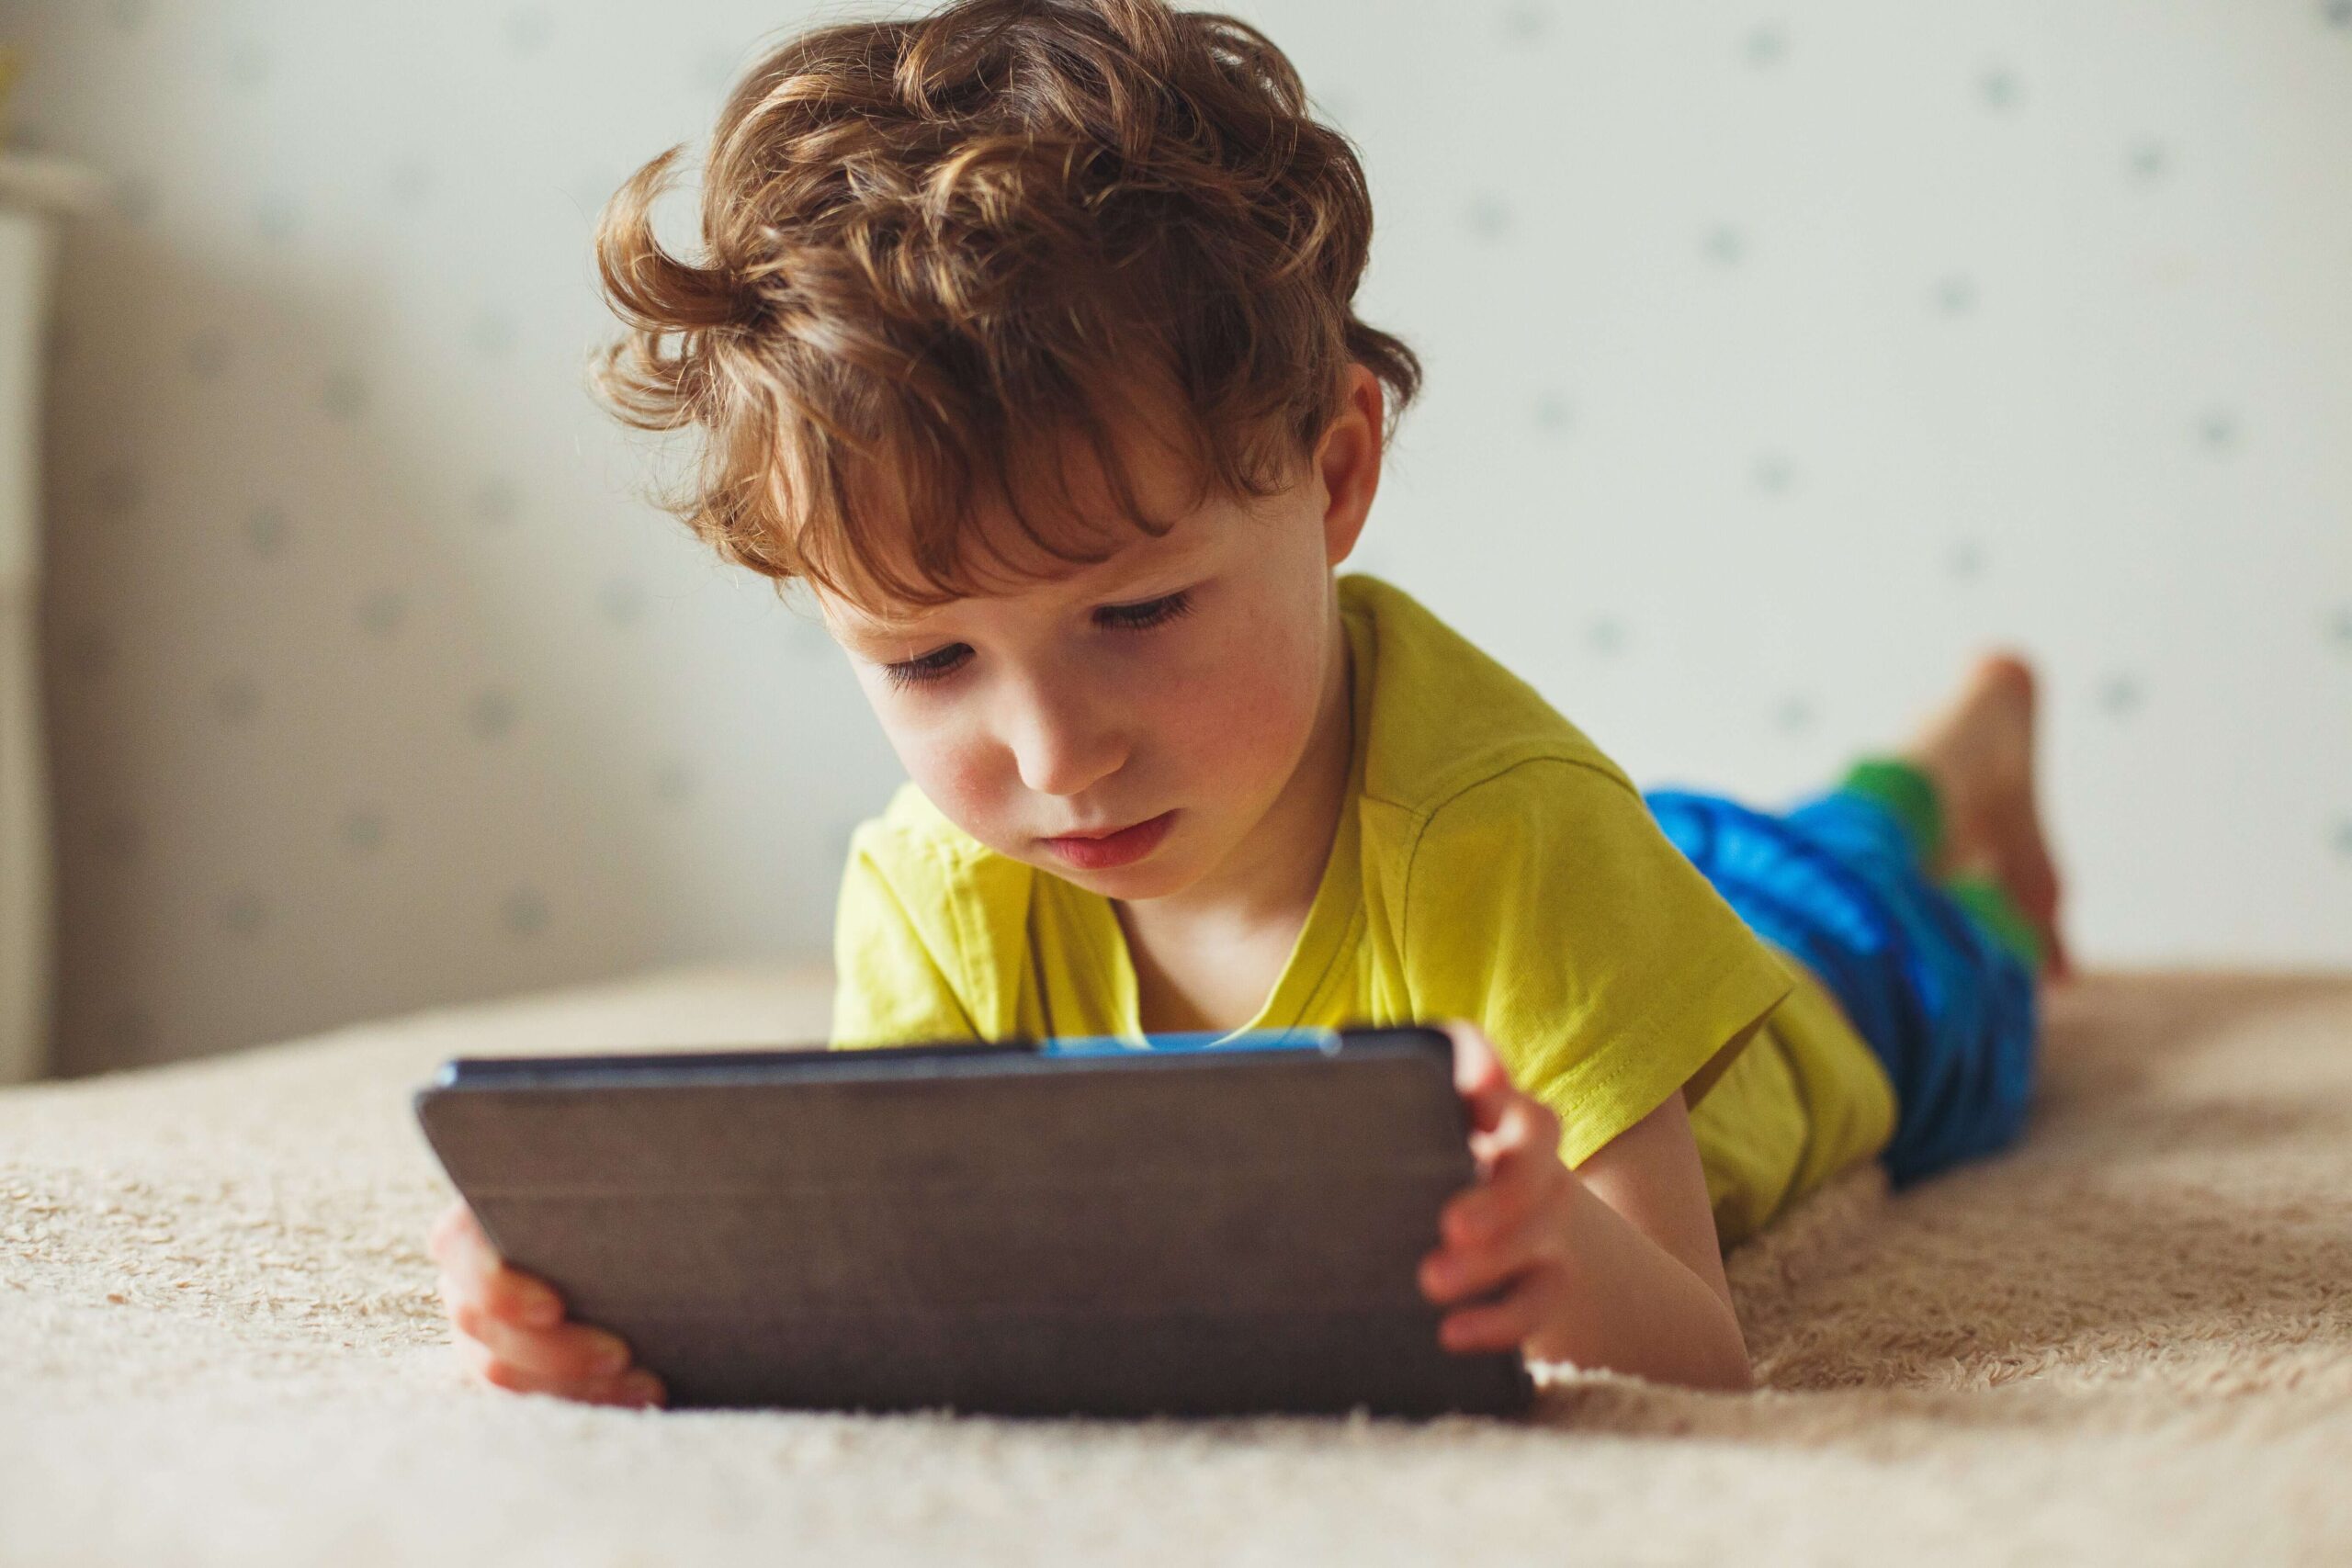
1442, 1020, 1513, 1134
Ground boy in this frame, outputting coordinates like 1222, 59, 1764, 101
431, 0, 2068, 1408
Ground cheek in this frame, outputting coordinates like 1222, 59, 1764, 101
1155, 614, 1324, 778
927, 748, 1006, 829
872, 700, 1010, 833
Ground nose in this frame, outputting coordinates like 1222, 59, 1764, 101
1002, 674, 1126, 799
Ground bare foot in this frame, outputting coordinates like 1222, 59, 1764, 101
1899, 652, 2075, 983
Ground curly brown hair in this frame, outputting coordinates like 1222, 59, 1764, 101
588, 0, 1419, 609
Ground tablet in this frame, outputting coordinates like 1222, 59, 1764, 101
412, 1025, 1533, 1418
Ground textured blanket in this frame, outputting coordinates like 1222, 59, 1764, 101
6, 966, 2349, 1565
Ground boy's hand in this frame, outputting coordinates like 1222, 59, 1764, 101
427, 1198, 666, 1409
1418, 1021, 1585, 1363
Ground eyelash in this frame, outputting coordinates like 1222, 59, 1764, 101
879, 591, 1196, 692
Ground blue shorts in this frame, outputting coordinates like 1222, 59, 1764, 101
1642, 781, 2041, 1186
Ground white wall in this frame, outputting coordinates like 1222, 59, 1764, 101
22, 0, 2352, 1075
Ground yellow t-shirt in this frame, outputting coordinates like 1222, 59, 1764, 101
831, 573, 1896, 1247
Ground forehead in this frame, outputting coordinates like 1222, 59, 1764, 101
811, 404, 1230, 631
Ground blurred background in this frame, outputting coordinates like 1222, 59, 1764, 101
6, 0, 2348, 1080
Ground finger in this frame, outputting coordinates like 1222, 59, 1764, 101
1468, 1093, 1563, 1178
426, 1199, 500, 1274
435, 1214, 565, 1328
445, 1279, 634, 1382
1438, 1278, 1549, 1356
493, 1361, 663, 1409
484, 1263, 566, 1329
456, 1332, 665, 1408
429, 1201, 491, 1278
1440, 1137, 1559, 1249
453, 1298, 634, 1384
1419, 1207, 1558, 1307
1442, 1021, 1514, 1134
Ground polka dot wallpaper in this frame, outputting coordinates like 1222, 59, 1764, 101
17, 1, 2352, 1075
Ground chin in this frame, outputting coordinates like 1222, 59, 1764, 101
1037, 829, 1213, 899
1046, 857, 1198, 900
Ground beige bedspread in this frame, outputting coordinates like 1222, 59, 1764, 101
5, 965, 2349, 1565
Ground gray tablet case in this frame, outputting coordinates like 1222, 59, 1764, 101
412, 1027, 1533, 1418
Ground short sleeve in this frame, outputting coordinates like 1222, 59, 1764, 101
1399, 758, 1795, 1168
830, 822, 982, 1049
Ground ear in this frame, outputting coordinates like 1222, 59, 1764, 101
1314, 363, 1385, 569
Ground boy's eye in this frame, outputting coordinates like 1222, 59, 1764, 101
880, 643, 972, 691
1093, 590, 1194, 632
876, 591, 1193, 693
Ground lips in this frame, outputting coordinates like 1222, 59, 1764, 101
1041, 810, 1176, 872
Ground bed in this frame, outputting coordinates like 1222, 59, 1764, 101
6, 964, 2348, 1564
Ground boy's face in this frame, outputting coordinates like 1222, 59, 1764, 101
816, 368, 1381, 905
